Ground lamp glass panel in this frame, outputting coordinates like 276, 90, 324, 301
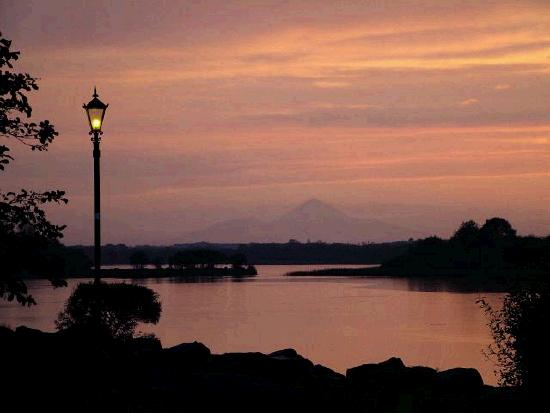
87, 107, 105, 131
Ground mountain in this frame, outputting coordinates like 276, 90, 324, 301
183, 199, 423, 243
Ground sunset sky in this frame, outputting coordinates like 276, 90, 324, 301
1, 0, 550, 244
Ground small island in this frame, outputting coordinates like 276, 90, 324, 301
99, 265, 257, 278
20, 247, 258, 280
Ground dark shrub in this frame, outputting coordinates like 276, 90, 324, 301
56, 282, 161, 339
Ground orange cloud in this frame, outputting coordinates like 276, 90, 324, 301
459, 99, 480, 106
3, 0, 550, 243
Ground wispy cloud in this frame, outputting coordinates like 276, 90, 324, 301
459, 99, 480, 106
2, 0, 550, 243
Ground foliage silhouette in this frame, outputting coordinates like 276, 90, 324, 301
80, 241, 409, 266
450, 220, 480, 248
170, 248, 240, 269
291, 217, 550, 282
478, 283, 550, 391
0, 33, 66, 305
229, 252, 248, 268
56, 282, 161, 339
152, 256, 163, 269
129, 249, 149, 270
480, 217, 517, 243
380, 217, 539, 276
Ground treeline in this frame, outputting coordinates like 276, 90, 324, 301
14, 241, 91, 279
235, 241, 409, 264
71, 240, 410, 266
128, 248, 249, 270
381, 217, 550, 276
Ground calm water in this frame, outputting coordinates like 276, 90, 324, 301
0, 265, 503, 385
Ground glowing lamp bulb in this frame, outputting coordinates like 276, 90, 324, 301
91, 118, 102, 130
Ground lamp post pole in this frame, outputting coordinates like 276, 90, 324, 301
92, 130, 101, 283
83, 87, 108, 284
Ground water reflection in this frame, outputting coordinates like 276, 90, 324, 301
405, 277, 511, 293
0, 265, 503, 385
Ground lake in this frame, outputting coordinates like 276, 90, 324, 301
0, 264, 504, 385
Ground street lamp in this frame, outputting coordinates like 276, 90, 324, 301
83, 87, 108, 283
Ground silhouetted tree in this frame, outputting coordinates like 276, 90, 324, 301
478, 283, 550, 391
480, 218, 517, 243
129, 250, 148, 270
477, 218, 517, 269
171, 250, 195, 269
56, 282, 162, 340
152, 256, 163, 270
193, 249, 226, 268
450, 220, 480, 247
171, 249, 229, 269
229, 253, 247, 268
0, 33, 65, 305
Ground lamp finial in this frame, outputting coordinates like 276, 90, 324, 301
93, 86, 98, 98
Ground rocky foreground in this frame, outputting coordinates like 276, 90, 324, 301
1, 326, 523, 413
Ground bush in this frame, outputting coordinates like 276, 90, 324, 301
56, 282, 161, 340
478, 283, 550, 390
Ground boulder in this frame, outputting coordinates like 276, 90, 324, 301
163, 341, 211, 367
268, 348, 314, 370
269, 348, 300, 359
128, 335, 162, 354
0, 326, 15, 352
437, 367, 484, 392
347, 357, 406, 388
14, 325, 53, 340
0, 325, 14, 340
405, 365, 439, 388
211, 349, 319, 384
313, 364, 346, 382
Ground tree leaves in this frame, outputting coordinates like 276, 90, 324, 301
0, 32, 67, 305
56, 282, 162, 340
479, 284, 550, 389
0, 32, 59, 168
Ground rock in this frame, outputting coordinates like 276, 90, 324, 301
13, 326, 62, 354
212, 349, 317, 384
4, 325, 507, 412
0, 326, 15, 350
0, 325, 14, 339
269, 348, 300, 359
437, 367, 484, 392
346, 358, 408, 412
129, 335, 162, 354
269, 348, 315, 369
163, 341, 211, 367
347, 357, 406, 388
406, 365, 439, 388
313, 364, 346, 382
14, 325, 52, 340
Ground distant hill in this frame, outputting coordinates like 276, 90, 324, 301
183, 199, 423, 243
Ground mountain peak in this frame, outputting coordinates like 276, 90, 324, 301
281, 198, 350, 222
182, 198, 421, 243
295, 198, 338, 212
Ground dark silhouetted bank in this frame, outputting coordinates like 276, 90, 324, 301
0, 325, 525, 413
288, 218, 550, 286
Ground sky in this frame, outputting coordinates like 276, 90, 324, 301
1, 0, 550, 244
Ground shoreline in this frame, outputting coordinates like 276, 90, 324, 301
287, 265, 550, 278
21, 265, 259, 280
1, 325, 522, 412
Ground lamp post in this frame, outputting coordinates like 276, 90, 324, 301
83, 87, 108, 283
